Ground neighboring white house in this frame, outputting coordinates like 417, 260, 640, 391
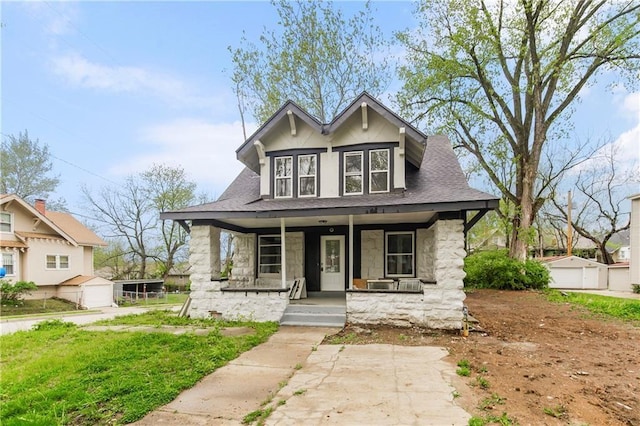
161, 93, 499, 329
0, 194, 113, 308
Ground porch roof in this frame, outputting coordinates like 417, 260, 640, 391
161, 135, 499, 228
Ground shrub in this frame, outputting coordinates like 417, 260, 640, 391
464, 250, 549, 290
0, 279, 38, 303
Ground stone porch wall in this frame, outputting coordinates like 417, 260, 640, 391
347, 219, 466, 329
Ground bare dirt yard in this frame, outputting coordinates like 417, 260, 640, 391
325, 290, 639, 425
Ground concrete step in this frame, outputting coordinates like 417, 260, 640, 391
280, 305, 346, 327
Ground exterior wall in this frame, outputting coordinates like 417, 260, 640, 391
608, 265, 631, 292
190, 282, 288, 321
284, 232, 304, 280
230, 233, 256, 286
360, 230, 384, 279
631, 195, 640, 286
546, 257, 608, 289
319, 151, 340, 198
23, 239, 84, 286
348, 219, 466, 330
416, 227, 435, 281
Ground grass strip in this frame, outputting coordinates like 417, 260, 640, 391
545, 290, 640, 323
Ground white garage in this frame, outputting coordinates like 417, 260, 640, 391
544, 256, 608, 290
58, 275, 115, 309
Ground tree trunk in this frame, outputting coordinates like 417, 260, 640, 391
509, 165, 536, 261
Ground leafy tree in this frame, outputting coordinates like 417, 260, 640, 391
397, 0, 640, 260
0, 280, 38, 304
229, 0, 391, 131
1, 130, 65, 209
83, 164, 198, 279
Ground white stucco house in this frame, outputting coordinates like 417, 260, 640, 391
161, 93, 499, 329
0, 194, 112, 308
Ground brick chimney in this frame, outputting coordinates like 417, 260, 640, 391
35, 199, 46, 215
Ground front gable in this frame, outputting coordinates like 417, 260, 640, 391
237, 93, 426, 201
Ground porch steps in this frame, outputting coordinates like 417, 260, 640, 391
280, 304, 346, 327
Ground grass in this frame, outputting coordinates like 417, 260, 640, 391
117, 293, 188, 307
0, 310, 278, 425
545, 290, 640, 323
0, 298, 82, 316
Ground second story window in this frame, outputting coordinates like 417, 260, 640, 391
298, 154, 317, 197
369, 149, 389, 193
46, 254, 69, 270
274, 156, 293, 198
0, 212, 12, 233
344, 152, 363, 195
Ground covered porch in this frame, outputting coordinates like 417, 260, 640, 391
183, 207, 484, 329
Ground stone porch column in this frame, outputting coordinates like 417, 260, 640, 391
189, 225, 221, 282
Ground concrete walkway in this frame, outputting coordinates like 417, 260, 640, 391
132, 326, 471, 426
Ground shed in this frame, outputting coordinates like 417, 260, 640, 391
58, 275, 115, 309
543, 256, 608, 290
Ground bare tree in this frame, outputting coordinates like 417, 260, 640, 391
548, 144, 637, 264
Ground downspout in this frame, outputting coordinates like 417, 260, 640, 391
349, 214, 354, 289
280, 217, 287, 289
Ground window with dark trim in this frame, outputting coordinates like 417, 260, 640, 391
258, 235, 281, 275
385, 232, 414, 277
344, 151, 363, 195
369, 149, 389, 193
298, 154, 317, 197
274, 156, 293, 198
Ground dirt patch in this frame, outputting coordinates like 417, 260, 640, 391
324, 289, 640, 425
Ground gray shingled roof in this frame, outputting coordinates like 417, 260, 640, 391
161, 135, 498, 221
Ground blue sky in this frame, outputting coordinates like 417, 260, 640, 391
2, 1, 639, 219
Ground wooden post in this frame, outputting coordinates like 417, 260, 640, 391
567, 190, 572, 257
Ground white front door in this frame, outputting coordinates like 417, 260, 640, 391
320, 235, 345, 291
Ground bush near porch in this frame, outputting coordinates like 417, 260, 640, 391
464, 249, 550, 290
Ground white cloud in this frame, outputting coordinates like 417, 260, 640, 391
51, 53, 214, 108
24, 1, 79, 36
109, 119, 258, 199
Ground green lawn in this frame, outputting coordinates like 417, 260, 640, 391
0, 298, 82, 317
546, 290, 640, 323
0, 311, 278, 425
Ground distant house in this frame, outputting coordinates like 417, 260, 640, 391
0, 194, 112, 308
630, 194, 640, 289
161, 93, 499, 329
607, 229, 631, 263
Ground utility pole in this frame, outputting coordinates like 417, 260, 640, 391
567, 190, 572, 257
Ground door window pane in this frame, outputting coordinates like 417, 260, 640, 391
325, 240, 340, 273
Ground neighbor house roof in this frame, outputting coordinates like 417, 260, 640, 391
162, 135, 499, 222
46, 211, 107, 247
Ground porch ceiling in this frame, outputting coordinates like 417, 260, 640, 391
213, 211, 437, 231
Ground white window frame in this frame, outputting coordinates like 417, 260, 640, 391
1, 252, 15, 276
298, 154, 317, 197
369, 149, 390, 193
385, 232, 415, 278
258, 235, 282, 276
45, 254, 70, 270
0, 212, 13, 233
274, 156, 293, 199
344, 151, 364, 195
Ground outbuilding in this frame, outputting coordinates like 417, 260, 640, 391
544, 256, 608, 290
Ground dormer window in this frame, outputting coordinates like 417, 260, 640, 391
298, 154, 317, 197
369, 149, 389, 193
274, 156, 293, 198
344, 152, 363, 195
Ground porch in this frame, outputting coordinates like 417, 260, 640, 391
185, 213, 469, 330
